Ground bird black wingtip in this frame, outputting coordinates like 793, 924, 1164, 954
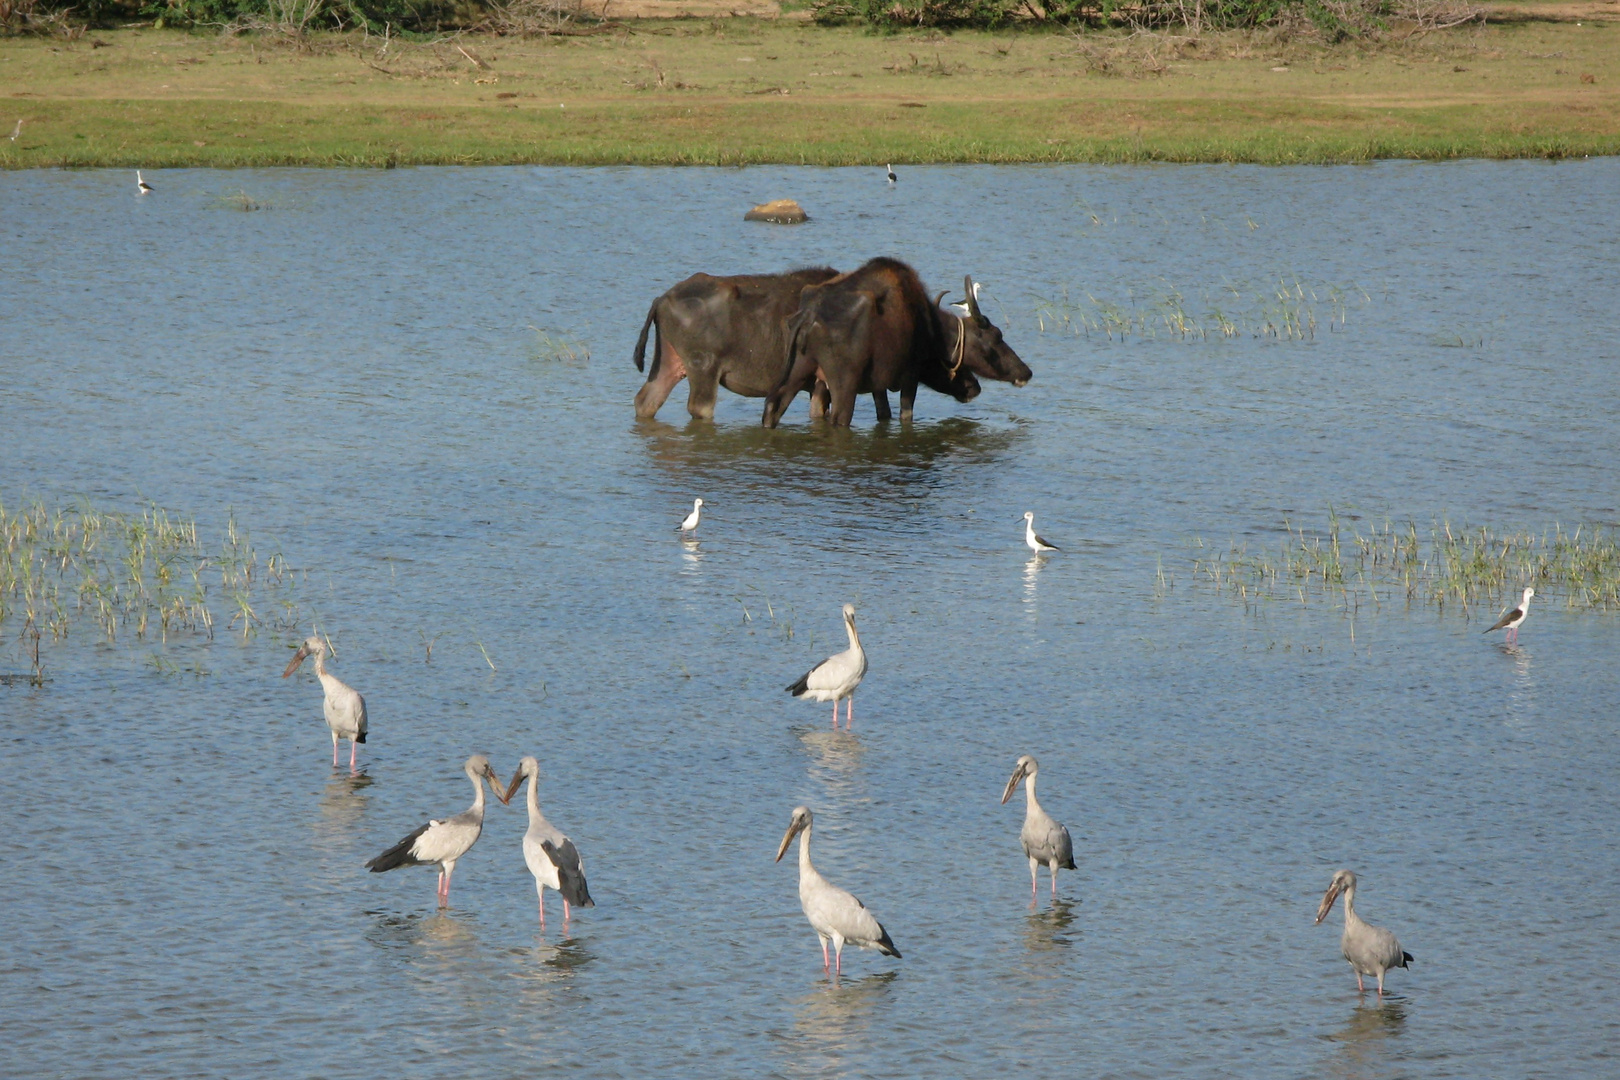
876, 926, 901, 958
1402, 951, 1414, 966
786, 673, 811, 696
355, 731, 368, 744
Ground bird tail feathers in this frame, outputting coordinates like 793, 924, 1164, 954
365, 823, 430, 873
786, 671, 811, 697
875, 924, 901, 958
1401, 951, 1414, 967
355, 730, 368, 744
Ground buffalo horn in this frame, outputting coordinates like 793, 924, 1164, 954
964, 275, 982, 320
932, 290, 948, 311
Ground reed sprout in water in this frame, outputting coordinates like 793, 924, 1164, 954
1190, 511, 1620, 616
0, 497, 310, 675
1033, 278, 1366, 343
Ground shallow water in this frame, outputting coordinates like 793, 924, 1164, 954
2, 161, 1618, 1079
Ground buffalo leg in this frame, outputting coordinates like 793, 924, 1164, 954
898, 377, 919, 422
634, 348, 687, 419
685, 366, 720, 420
827, 375, 860, 427
809, 381, 831, 420
872, 390, 892, 423
763, 354, 820, 428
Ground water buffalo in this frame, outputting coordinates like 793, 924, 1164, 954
761, 258, 1031, 428
632, 268, 839, 420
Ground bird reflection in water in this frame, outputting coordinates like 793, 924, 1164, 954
797, 727, 867, 802
512, 934, 596, 1009
680, 537, 702, 576
791, 970, 898, 1055
311, 771, 373, 853
1502, 644, 1536, 730
1023, 554, 1046, 610
365, 909, 487, 986
1023, 897, 1078, 953
1325, 997, 1407, 1080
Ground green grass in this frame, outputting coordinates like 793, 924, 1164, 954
1, 16, 1616, 166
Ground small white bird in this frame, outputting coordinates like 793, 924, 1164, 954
1315, 869, 1414, 996
776, 806, 900, 975
502, 756, 594, 928
787, 603, 867, 730
136, 170, 153, 195
1484, 586, 1534, 646
8, 119, 21, 142
282, 635, 368, 771
886, 163, 897, 184
949, 283, 982, 319
676, 497, 703, 534
365, 754, 505, 908
1001, 755, 1076, 901
1023, 511, 1059, 553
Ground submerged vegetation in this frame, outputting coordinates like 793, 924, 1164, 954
1187, 511, 1620, 618
1033, 277, 1366, 342
0, 497, 307, 682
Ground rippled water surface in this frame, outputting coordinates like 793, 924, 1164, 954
3, 161, 1618, 1079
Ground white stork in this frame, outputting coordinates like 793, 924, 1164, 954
787, 603, 867, 730
282, 635, 368, 771
501, 756, 594, 928
1315, 869, 1414, 996
366, 755, 504, 907
775, 806, 900, 975
1001, 755, 1076, 900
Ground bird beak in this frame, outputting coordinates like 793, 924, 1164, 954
1314, 883, 1342, 925
1000, 764, 1026, 805
501, 768, 523, 805
775, 820, 804, 863
282, 646, 309, 678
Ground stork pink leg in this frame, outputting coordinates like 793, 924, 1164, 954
349, 741, 358, 772
845, 698, 854, 730
333, 740, 340, 767
1356, 973, 1365, 993
831, 701, 838, 728
821, 940, 831, 971
539, 898, 546, 928
563, 900, 571, 923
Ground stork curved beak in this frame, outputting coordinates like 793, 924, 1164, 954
1000, 763, 1027, 805
501, 767, 524, 806
775, 819, 805, 863
282, 645, 310, 678
1314, 882, 1342, 925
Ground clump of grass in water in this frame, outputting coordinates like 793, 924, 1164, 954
1033, 277, 1367, 343
1189, 511, 1620, 617
528, 327, 590, 363
214, 190, 264, 212
0, 497, 311, 678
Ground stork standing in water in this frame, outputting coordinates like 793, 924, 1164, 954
676, 497, 704, 535
787, 603, 867, 730
775, 806, 900, 975
1023, 511, 1059, 553
1315, 869, 1414, 996
366, 755, 504, 907
501, 756, 594, 928
282, 635, 368, 770
1484, 586, 1535, 646
1000, 755, 1076, 900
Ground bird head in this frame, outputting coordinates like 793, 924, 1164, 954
281, 635, 328, 677
841, 603, 857, 623
465, 754, 501, 793
1001, 754, 1037, 804
1524, 586, 1535, 601
1023, 511, 1035, 524
1315, 869, 1357, 924
775, 806, 813, 862
501, 755, 540, 805
694, 498, 704, 508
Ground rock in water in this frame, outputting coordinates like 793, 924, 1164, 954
745, 199, 808, 224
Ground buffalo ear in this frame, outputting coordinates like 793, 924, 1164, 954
964, 275, 983, 321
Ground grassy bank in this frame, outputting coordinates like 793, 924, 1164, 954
1, 10, 1616, 166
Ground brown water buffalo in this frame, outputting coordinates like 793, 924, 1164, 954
761, 258, 1031, 428
632, 268, 839, 420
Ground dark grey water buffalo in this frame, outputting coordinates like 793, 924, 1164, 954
762, 258, 1031, 429
632, 268, 840, 420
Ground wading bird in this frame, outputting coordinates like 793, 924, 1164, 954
775, 806, 899, 975
8, 119, 20, 142
1484, 586, 1534, 646
787, 603, 867, 730
677, 497, 704, 535
1315, 869, 1414, 996
1000, 755, 1076, 900
502, 756, 594, 928
366, 755, 504, 907
950, 280, 983, 319
1023, 511, 1059, 553
283, 635, 368, 770
886, 163, 897, 184
136, 170, 153, 195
